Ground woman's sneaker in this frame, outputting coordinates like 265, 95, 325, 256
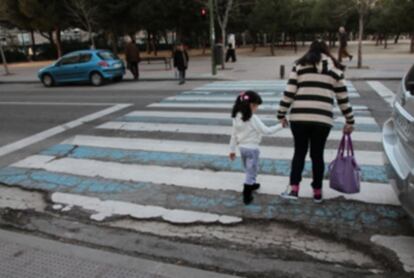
313, 189, 323, 204
280, 185, 299, 200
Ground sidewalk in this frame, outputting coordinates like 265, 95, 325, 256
0, 41, 413, 83
0, 229, 239, 278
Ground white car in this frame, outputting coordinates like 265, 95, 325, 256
383, 65, 414, 219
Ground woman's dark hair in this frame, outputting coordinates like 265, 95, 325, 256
231, 91, 263, 121
296, 40, 344, 70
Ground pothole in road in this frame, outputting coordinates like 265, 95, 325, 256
108, 219, 380, 270
0, 186, 46, 212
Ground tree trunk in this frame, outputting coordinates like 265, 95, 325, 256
384, 34, 388, 49
293, 35, 297, 53
394, 33, 400, 44
109, 32, 118, 54
0, 43, 10, 75
270, 33, 275, 56
357, 12, 364, 69
411, 33, 414, 53
146, 32, 151, 54
221, 26, 226, 69
54, 27, 62, 58
252, 33, 257, 52
30, 30, 36, 60
153, 34, 158, 56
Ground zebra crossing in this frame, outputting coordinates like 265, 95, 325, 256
0, 80, 402, 226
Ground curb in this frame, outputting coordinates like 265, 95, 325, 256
0, 77, 229, 85
0, 77, 401, 85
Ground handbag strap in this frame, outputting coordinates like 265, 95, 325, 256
344, 133, 355, 157
337, 134, 347, 158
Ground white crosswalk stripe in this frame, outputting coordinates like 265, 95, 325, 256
14, 155, 398, 206
125, 111, 378, 125
97, 122, 382, 142
64, 135, 384, 166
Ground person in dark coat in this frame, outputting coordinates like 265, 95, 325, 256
338, 27, 353, 63
124, 37, 141, 80
226, 43, 237, 62
173, 43, 189, 85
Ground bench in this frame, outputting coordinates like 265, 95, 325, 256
142, 56, 172, 70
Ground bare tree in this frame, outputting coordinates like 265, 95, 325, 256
354, 0, 376, 68
336, 0, 376, 68
0, 6, 10, 75
214, 0, 234, 69
65, 0, 99, 48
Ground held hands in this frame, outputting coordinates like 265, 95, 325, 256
229, 153, 236, 161
343, 124, 354, 134
280, 118, 289, 128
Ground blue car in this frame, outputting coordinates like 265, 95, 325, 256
38, 50, 125, 87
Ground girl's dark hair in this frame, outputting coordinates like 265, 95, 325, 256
296, 40, 345, 71
231, 91, 263, 121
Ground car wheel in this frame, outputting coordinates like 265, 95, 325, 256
114, 76, 123, 82
90, 72, 104, 86
42, 74, 54, 87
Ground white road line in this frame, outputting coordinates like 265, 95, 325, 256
64, 135, 384, 166
148, 102, 369, 112
367, 81, 396, 107
0, 104, 132, 158
165, 95, 359, 102
126, 111, 378, 125
166, 96, 284, 102
97, 122, 382, 143
51, 192, 241, 224
181, 92, 360, 98
13, 155, 399, 206
0, 101, 123, 106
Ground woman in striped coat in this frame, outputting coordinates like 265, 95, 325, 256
277, 40, 354, 203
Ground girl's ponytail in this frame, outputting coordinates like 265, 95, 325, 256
231, 91, 262, 122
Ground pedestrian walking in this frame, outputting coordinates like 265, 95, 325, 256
277, 40, 355, 204
173, 43, 189, 85
124, 37, 141, 80
225, 43, 237, 63
28, 47, 34, 62
338, 27, 353, 62
229, 91, 282, 205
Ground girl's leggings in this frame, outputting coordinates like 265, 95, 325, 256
240, 147, 260, 185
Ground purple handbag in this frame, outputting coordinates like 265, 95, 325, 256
329, 134, 361, 194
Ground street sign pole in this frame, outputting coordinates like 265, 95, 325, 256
208, 0, 216, 76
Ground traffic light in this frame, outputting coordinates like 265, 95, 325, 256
201, 8, 207, 17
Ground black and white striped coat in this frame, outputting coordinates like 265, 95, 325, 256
277, 55, 355, 127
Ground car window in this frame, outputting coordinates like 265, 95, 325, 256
59, 55, 79, 66
98, 52, 117, 60
79, 54, 92, 63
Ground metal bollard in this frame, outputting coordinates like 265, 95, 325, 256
280, 65, 285, 79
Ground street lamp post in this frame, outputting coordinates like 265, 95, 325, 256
208, 0, 216, 76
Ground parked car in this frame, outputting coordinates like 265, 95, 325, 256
383, 64, 414, 219
38, 50, 125, 87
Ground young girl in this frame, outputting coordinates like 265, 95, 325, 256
229, 91, 283, 205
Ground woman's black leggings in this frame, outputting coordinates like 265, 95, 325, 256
289, 123, 331, 189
